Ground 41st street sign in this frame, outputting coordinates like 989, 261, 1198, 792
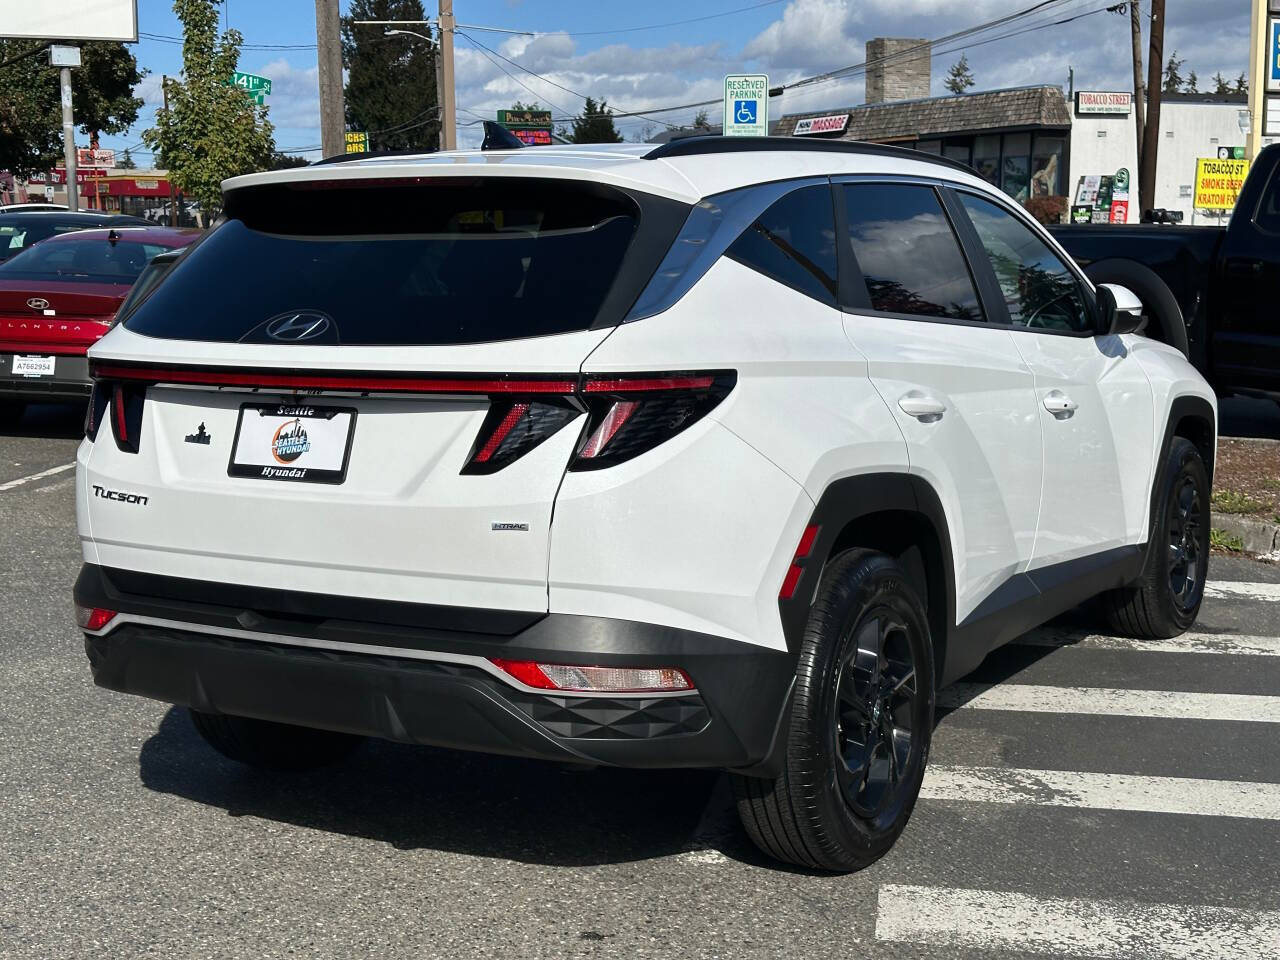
229, 71, 271, 105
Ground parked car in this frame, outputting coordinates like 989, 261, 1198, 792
0, 226, 200, 421
0, 209, 149, 264
1049, 142, 1280, 398
74, 137, 1215, 871
0, 202, 68, 212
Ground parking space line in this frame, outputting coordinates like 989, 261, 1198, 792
1013, 628, 1280, 657
921, 765, 1280, 820
1204, 581, 1280, 602
0, 463, 75, 493
875, 884, 1280, 959
941, 683, 1280, 723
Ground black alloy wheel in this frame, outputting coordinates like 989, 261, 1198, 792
1166, 471, 1205, 613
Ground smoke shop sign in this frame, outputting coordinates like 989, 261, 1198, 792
1075, 91, 1132, 116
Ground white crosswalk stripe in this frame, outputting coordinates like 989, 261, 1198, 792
1203, 580, 1280, 602
939, 683, 1280, 723
1013, 627, 1280, 657
875, 885, 1280, 959
921, 765, 1280, 820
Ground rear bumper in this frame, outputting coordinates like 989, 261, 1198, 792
0, 353, 90, 400
75, 564, 795, 773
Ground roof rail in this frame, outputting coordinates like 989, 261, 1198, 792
643, 135, 977, 177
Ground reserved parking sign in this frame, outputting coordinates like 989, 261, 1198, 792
724, 75, 768, 137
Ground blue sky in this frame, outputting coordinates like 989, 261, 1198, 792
104, 0, 1253, 164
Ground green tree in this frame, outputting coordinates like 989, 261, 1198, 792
1234, 72, 1249, 95
944, 54, 975, 95
1212, 72, 1231, 95
570, 98, 623, 144
142, 0, 275, 215
342, 0, 438, 151
116, 147, 137, 169
0, 41, 144, 177
269, 151, 309, 170
1162, 50, 1185, 93
1185, 70, 1198, 94
691, 108, 711, 130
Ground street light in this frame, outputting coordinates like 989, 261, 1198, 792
384, 28, 447, 152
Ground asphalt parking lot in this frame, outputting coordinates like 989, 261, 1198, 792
3, 402, 1280, 960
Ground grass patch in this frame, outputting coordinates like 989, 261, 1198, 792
1211, 528, 1245, 552
1262, 477, 1280, 492
1212, 488, 1268, 515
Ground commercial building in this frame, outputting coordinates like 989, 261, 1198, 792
774, 38, 1274, 223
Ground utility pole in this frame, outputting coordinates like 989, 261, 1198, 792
438, 0, 456, 150
1139, 0, 1167, 216
50, 47, 81, 212
315, 0, 345, 158
1130, 0, 1146, 160
162, 76, 177, 226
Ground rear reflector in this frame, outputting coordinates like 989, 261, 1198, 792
779, 523, 821, 600
75, 606, 117, 632
489, 659, 694, 693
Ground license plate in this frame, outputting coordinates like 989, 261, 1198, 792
12, 355, 55, 377
228, 403, 357, 484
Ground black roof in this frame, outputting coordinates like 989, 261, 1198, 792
642, 135, 976, 176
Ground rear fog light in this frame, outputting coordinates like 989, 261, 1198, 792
489, 659, 694, 693
75, 606, 118, 632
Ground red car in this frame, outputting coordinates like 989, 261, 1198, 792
0, 225, 199, 423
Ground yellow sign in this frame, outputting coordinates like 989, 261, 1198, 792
1193, 157, 1251, 209
344, 131, 369, 154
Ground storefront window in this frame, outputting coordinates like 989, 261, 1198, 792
1000, 133, 1031, 203
1030, 135, 1065, 198
973, 135, 1000, 185
943, 142, 971, 166
916, 140, 942, 155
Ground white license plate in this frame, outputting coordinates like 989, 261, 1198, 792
228, 403, 357, 484
12, 355, 55, 377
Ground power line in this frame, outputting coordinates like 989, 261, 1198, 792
139, 30, 317, 51
457, 31, 576, 120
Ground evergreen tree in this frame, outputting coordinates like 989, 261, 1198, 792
570, 98, 623, 143
1162, 51, 1186, 93
117, 148, 137, 169
1185, 71, 1198, 94
142, 0, 275, 215
0, 40, 144, 177
342, 0, 438, 151
691, 108, 711, 130
1234, 72, 1249, 95
1212, 72, 1231, 95
944, 54, 975, 95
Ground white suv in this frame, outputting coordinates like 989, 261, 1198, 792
74, 136, 1216, 871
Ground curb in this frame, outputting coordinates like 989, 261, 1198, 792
1212, 513, 1280, 559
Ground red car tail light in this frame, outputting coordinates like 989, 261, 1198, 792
74, 605, 117, 631
461, 400, 580, 475
109, 382, 145, 454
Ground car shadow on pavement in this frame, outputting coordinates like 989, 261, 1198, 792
138, 706, 780, 869
0, 402, 84, 440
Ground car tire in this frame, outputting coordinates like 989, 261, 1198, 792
1101, 437, 1209, 638
0, 400, 25, 428
189, 710, 364, 771
732, 548, 935, 872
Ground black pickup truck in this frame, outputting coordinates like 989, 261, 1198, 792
1049, 143, 1280, 398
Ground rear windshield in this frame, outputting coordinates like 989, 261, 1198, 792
124, 178, 664, 345
0, 236, 174, 284
0, 218, 112, 261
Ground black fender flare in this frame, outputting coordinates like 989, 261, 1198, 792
779, 472, 956, 661
1084, 258, 1189, 357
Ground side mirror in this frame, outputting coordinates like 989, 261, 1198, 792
1095, 283, 1144, 336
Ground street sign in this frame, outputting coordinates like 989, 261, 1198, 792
1269, 19, 1280, 94
49, 45, 81, 68
1193, 157, 1251, 209
724, 74, 768, 137
230, 72, 271, 105
344, 131, 368, 154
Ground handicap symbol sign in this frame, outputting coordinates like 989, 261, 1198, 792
735, 100, 757, 124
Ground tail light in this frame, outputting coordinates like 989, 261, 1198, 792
570, 373, 735, 471
75, 605, 117, 631
489, 658, 694, 693
109, 382, 145, 453
84, 381, 110, 440
461, 399, 579, 475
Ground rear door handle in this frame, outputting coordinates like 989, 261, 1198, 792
898, 393, 946, 422
1043, 391, 1078, 418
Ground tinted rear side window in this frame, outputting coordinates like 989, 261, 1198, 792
726, 184, 837, 305
842, 184, 983, 322
125, 178, 662, 345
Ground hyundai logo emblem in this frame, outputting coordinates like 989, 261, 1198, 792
264, 311, 333, 342
26, 298, 49, 311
